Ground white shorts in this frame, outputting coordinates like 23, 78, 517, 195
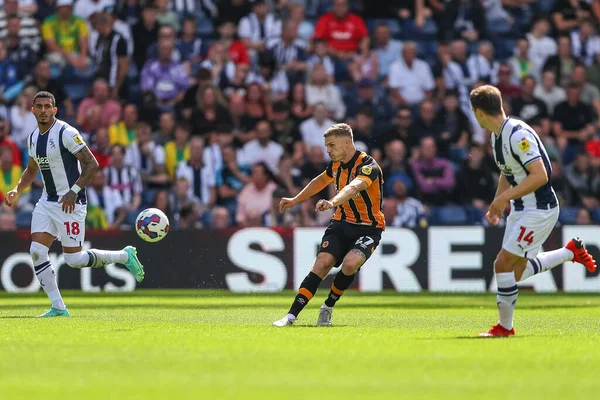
502, 206, 559, 258
31, 200, 87, 248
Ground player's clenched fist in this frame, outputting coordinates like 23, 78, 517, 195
4, 189, 18, 207
315, 199, 334, 212
279, 197, 296, 213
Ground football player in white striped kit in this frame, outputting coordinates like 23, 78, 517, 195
470, 85, 597, 337
3, 91, 145, 317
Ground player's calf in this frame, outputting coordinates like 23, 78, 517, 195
30, 241, 67, 312
63, 249, 129, 269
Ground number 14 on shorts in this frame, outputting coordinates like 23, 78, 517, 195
517, 226, 534, 245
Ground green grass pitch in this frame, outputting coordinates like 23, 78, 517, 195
1, 290, 599, 399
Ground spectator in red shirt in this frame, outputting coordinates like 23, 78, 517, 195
212, 21, 250, 65
313, 0, 368, 81
90, 127, 111, 169
0, 117, 21, 167
496, 63, 520, 99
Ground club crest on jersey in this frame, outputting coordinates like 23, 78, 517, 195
496, 162, 512, 175
518, 138, 530, 152
322, 241, 329, 248
361, 165, 372, 175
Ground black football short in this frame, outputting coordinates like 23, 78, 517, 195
318, 220, 382, 267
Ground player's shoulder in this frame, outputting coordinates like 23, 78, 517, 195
507, 118, 536, 140
357, 151, 379, 168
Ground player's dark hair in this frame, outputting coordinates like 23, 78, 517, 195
469, 85, 503, 117
33, 91, 56, 107
323, 123, 353, 139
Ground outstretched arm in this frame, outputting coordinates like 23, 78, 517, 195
4, 157, 39, 207
316, 178, 369, 211
279, 172, 333, 213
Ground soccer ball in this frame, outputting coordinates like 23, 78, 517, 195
135, 208, 169, 242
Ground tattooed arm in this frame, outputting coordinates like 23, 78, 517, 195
59, 146, 99, 213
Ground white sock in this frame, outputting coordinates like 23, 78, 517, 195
35, 262, 66, 310
496, 272, 518, 330
86, 249, 128, 267
519, 248, 574, 282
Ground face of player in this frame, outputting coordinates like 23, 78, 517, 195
32, 98, 57, 127
325, 135, 352, 163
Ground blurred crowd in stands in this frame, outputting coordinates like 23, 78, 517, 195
0, 0, 600, 231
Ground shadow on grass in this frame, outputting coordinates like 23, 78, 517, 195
0, 316, 38, 319
0, 302, 597, 310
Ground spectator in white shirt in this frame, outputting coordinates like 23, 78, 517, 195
389, 41, 435, 106
299, 102, 334, 159
534, 69, 567, 114
305, 62, 345, 120
124, 121, 169, 186
238, 0, 281, 57
527, 17, 557, 77
571, 18, 600, 67
175, 136, 217, 209
508, 37, 539, 84
239, 120, 284, 173
373, 23, 402, 79
467, 41, 499, 84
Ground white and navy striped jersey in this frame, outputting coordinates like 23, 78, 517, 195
491, 117, 558, 212
27, 119, 87, 204
104, 165, 143, 205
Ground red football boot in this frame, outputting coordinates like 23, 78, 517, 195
478, 323, 516, 337
566, 237, 597, 273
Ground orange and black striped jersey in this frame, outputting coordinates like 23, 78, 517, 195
324, 150, 385, 230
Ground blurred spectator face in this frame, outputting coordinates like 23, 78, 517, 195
95, 127, 109, 149
521, 77, 536, 96
96, 13, 113, 36
402, 43, 417, 65
219, 22, 236, 40
3, 0, 18, 14
174, 178, 190, 199
234, 63, 250, 82
251, 164, 270, 189
310, 63, 327, 85
498, 65, 512, 85
395, 108, 412, 128
254, 1, 268, 18
0, 147, 13, 171
256, 121, 271, 143
57, 5, 73, 20
182, 18, 196, 37
35, 60, 52, 81
580, 20, 595, 38
202, 87, 216, 107
333, 0, 349, 18
443, 93, 458, 111
450, 40, 467, 61
282, 21, 299, 42
292, 83, 305, 102
0, 42, 6, 61
211, 207, 230, 229
93, 80, 110, 102
314, 103, 328, 122
290, 3, 305, 20
420, 137, 437, 161
158, 38, 174, 62
386, 140, 406, 164
567, 85, 581, 104
0, 212, 16, 231
175, 126, 190, 145
542, 70, 557, 90
7, 17, 20, 36
154, 190, 170, 212
577, 208, 591, 225
358, 83, 374, 100
419, 101, 435, 123
374, 25, 390, 45
479, 42, 493, 61
392, 179, 408, 199
160, 112, 174, 134
141, 5, 158, 25
575, 152, 590, 171
383, 198, 398, 222
314, 40, 327, 56
159, 25, 176, 41
533, 19, 550, 36
229, 94, 246, 116
123, 104, 138, 126
572, 65, 586, 84
309, 145, 325, 164
136, 123, 152, 144
516, 38, 529, 57
558, 36, 572, 58
155, 0, 169, 11
221, 146, 237, 164
356, 112, 373, 131
272, 105, 289, 122
91, 169, 106, 190
189, 137, 204, 161
110, 145, 125, 167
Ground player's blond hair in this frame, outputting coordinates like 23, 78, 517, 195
469, 85, 503, 116
323, 123, 353, 139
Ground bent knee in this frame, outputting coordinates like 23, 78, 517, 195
494, 250, 521, 273
63, 251, 89, 269
341, 249, 366, 274
30, 242, 50, 264
312, 252, 336, 277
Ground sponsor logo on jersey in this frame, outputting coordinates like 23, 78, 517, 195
73, 134, 83, 145
496, 162, 512, 175
518, 138, 530, 152
36, 156, 51, 170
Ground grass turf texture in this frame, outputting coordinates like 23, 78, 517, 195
0, 290, 599, 399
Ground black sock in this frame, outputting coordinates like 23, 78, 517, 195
324, 271, 355, 307
288, 272, 322, 317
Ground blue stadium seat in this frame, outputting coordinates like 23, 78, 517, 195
559, 207, 579, 225
434, 206, 469, 226
591, 208, 600, 224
